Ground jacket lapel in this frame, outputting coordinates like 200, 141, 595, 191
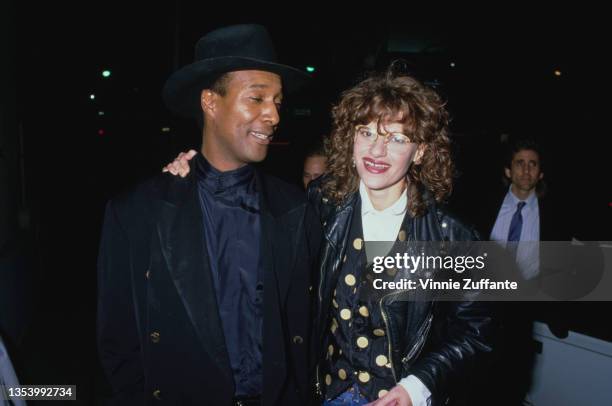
156, 174, 233, 385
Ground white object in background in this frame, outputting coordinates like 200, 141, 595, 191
526, 321, 612, 406
0, 335, 27, 406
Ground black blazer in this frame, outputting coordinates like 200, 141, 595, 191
474, 189, 572, 242
97, 165, 321, 406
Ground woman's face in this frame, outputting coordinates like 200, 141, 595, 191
353, 120, 422, 195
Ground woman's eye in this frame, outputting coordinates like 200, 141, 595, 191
390, 134, 409, 144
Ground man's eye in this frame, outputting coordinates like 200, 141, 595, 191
250, 97, 263, 103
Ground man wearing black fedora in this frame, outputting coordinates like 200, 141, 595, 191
97, 24, 321, 406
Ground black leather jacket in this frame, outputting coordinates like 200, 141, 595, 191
308, 181, 494, 405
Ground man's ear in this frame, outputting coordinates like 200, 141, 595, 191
200, 89, 217, 116
414, 144, 426, 165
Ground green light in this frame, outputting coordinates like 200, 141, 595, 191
306, 66, 315, 73
102, 70, 111, 78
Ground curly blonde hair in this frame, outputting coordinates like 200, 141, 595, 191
322, 68, 453, 217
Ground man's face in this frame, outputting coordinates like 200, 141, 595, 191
202, 70, 282, 170
505, 149, 543, 194
302, 155, 327, 189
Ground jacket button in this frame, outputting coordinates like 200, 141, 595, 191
292, 335, 304, 344
150, 331, 160, 343
152, 389, 161, 400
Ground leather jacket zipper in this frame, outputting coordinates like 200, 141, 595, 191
379, 290, 405, 383
401, 313, 433, 365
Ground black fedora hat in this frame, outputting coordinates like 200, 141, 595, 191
163, 24, 310, 117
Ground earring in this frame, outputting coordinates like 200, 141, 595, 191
351, 157, 356, 168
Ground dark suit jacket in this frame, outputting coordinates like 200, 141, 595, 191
97, 165, 321, 406
475, 189, 572, 242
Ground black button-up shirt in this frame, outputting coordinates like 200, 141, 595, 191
195, 153, 263, 396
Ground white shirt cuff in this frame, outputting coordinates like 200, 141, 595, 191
398, 374, 432, 406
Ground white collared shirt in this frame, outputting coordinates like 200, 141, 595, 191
360, 181, 407, 243
358, 181, 432, 406
490, 186, 540, 279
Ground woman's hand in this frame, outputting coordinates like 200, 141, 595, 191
162, 149, 197, 178
366, 384, 413, 406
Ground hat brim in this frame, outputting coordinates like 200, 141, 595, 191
163, 56, 311, 117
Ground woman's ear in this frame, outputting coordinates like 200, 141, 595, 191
413, 144, 426, 165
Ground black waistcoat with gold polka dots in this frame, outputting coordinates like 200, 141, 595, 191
322, 199, 407, 402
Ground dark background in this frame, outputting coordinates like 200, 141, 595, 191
1, 3, 610, 405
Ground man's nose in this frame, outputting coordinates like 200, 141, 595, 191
262, 102, 280, 127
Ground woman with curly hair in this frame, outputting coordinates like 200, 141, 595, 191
307, 69, 493, 406
163, 68, 493, 406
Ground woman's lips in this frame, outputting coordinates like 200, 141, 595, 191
363, 157, 390, 174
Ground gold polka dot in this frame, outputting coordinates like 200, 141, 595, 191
358, 371, 370, 383
386, 267, 397, 277
332, 299, 339, 308
344, 274, 356, 286
398, 230, 406, 241
340, 308, 352, 320
376, 355, 388, 366
353, 238, 363, 250
325, 374, 332, 385
373, 329, 386, 337
359, 306, 369, 317
356, 336, 369, 349
338, 369, 347, 380
328, 345, 334, 357
330, 319, 338, 334
378, 389, 389, 398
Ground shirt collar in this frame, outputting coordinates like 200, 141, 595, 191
359, 180, 408, 217
195, 152, 255, 194
507, 185, 538, 209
